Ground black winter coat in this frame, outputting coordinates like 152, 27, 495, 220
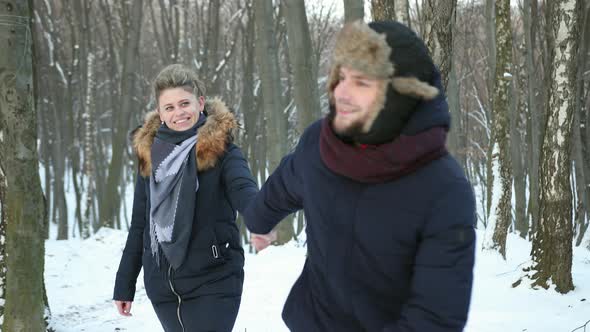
114, 98, 258, 308
243, 86, 476, 332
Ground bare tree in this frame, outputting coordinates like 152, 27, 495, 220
0, 1, 47, 329
307, 1, 339, 81
529, 0, 583, 294
573, 3, 590, 245
371, 0, 395, 21
283, 0, 321, 135
204, 0, 221, 91
157, 0, 181, 62
486, 0, 514, 259
254, 0, 286, 172
522, 0, 542, 237
343, 0, 364, 22
33, 0, 69, 239
421, 0, 463, 172
0, 133, 6, 326
422, 0, 457, 90
484, 0, 496, 222
99, 1, 144, 228
82, 53, 96, 239
510, 42, 528, 238
254, 0, 292, 243
396, 0, 411, 27
582, 4, 590, 246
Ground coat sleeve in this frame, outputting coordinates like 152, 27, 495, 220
113, 174, 147, 301
241, 145, 304, 235
221, 144, 259, 214
384, 180, 476, 332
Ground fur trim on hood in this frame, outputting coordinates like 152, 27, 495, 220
133, 97, 237, 177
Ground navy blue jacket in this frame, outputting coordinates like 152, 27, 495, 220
243, 92, 476, 331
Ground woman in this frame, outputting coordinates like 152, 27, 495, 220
113, 64, 258, 331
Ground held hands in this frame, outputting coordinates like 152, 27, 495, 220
250, 229, 278, 252
115, 300, 133, 317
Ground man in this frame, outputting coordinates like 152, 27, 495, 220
243, 21, 476, 332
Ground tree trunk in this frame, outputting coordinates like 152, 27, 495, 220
158, 0, 180, 62
51, 108, 68, 240
530, 0, 582, 294
396, 0, 411, 27
52, 116, 68, 240
371, 0, 395, 21
205, 0, 221, 94
343, 0, 364, 23
240, 6, 257, 178
523, 0, 541, 236
254, 0, 286, 172
283, 0, 321, 136
0, 161, 6, 324
573, 105, 588, 245
149, 0, 168, 63
484, 0, 496, 220
512, 52, 528, 239
33, 0, 58, 239
69, 0, 88, 238
39, 107, 51, 239
99, 1, 144, 228
421, 0, 462, 169
0, 1, 47, 329
422, 0, 457, 90
488, 0, 514, 259
583, 5, 590, 241
82, 53, 96, 239
574, 3, 590, 245
255, 0, 292, 244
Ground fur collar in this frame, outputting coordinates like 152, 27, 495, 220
133, 97, 236, 177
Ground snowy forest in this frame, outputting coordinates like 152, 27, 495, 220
0, 0, 589, 331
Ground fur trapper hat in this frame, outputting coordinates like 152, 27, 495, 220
328, 20, 439, 144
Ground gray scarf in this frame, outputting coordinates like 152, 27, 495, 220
149, 116, 204, 269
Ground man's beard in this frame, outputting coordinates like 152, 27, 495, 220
328, 104, 366, 141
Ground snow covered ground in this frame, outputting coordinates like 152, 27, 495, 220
45, 228, 590, 332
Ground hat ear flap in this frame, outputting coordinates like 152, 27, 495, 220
391, 77, 439, 100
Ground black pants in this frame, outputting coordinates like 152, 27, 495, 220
152, 294, 241, 332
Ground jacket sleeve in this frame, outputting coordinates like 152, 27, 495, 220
242, 145, 304, 235
384, 181, 476, 332
221, 145, 259, 214
113, 174, 147, 301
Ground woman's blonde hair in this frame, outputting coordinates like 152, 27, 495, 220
153, 64, 206, 101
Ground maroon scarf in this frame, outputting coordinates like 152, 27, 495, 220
319, 118, 448, 183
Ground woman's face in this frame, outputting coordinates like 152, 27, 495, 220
157, 87, 205, 131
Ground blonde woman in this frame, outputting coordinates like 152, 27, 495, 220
113, 64, 257, 331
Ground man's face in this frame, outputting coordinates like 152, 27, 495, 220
332, 66, 386, 137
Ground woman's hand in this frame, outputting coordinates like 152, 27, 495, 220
114, 300, 133, 317
250, 229, 278, 252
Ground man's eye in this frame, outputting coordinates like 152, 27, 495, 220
165, 106, 173, 112
181, 102, 189, 107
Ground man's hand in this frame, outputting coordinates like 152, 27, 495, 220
114, 300, 133, 317
250, 229, 278, 252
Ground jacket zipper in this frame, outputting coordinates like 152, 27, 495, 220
168, 265, 185, 332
